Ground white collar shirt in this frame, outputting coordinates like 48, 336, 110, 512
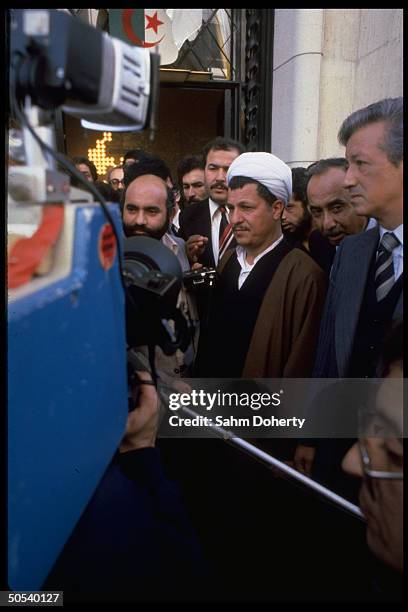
235, 235, 284, 289
172, 209, 181, 232
209, 198, 229, 263
365, 217, 377, 231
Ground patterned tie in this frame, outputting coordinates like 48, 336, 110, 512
218, 206, 233, 261
375, 232, 400, 302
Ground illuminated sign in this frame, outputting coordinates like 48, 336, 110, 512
88, 132, 119, 176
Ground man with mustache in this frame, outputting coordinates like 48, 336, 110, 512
184, 153, 327, 594
122, 159, 190, 270
107, 165, 125, 193
306, 158, 374, 248
178, 137, 245, 268
177, 155, 207, 207
312, 99, 403, 386
122, 165, 198, 378
294, 157, 378, 477
195, 152, 327, 378
122, 173, 174, 241
294, 98, 403, 491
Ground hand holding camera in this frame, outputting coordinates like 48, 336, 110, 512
120, 371, 159, 453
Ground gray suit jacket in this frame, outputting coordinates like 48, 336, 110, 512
313, 227, 403, 377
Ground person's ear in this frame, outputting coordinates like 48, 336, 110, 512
272, 199, 284, 219
341, 442, 363, 477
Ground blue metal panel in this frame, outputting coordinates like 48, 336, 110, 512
8, 204, 128, 590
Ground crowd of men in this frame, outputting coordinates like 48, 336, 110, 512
62, 96, 402, 602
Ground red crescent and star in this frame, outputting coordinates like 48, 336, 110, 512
122, 9, 165, 48
146, 11, 164, 34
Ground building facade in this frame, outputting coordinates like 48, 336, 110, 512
66, 9, 403, 169
271, 8, 403, 166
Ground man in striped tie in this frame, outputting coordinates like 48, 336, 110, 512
294, 98, 403, 492
179, 137, 245, 269
312, 97, 403, 380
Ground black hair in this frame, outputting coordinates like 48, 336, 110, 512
123, 149, 150, 164
72, 156, 98, 182
94, 181, 121, 204
306, 157, 348, 178
123, 156, 173, 188
228, 176, 277, 207
202, 137, 245, 165
291, 167, 308, 206
305, 158, 348, 201
177, 155, 204, 186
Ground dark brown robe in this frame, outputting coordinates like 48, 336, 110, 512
218, 247, 328, 378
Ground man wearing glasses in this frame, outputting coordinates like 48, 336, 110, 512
342, 320, 403, 575
107, 166, 125, 191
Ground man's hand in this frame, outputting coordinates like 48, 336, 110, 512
186, 234, 208, 265
293, 444, 316, 476
119, 371, 159, 453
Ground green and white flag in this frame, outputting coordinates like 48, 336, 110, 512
109, 9, 202, 66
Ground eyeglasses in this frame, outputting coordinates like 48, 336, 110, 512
359, 439, 403, 480
359, 438, 403, 499
109, 179, 124, 187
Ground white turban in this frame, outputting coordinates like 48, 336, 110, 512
227, 152, 292, 205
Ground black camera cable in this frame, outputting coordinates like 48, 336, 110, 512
10, 50, 127, 293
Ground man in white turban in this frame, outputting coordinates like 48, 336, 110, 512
195, 151, 328, 380
177, 152, 329, 596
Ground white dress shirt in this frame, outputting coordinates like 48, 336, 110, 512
209, 199, 229, 263
172, 209, 181, 232
236, 235, 284, 289
365, 217, 377, 231
378, 224, 403, 280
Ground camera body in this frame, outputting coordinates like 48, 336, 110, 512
8, 8, 161, 590
8, 203, 128, 590
183, 267, 217, 292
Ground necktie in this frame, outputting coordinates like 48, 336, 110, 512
218, 206, 233, 261
375, 232, 400, 302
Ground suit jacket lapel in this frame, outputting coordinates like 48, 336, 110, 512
336, 227, 379, 376
202, 199, 212, 240
394, 290, 403, 318
201, 200, 215, 267
196, 199, 237, 268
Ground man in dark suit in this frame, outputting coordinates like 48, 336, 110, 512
314, 98, 403, 378
178, 137, 245, 268
294, 98, 403, 491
